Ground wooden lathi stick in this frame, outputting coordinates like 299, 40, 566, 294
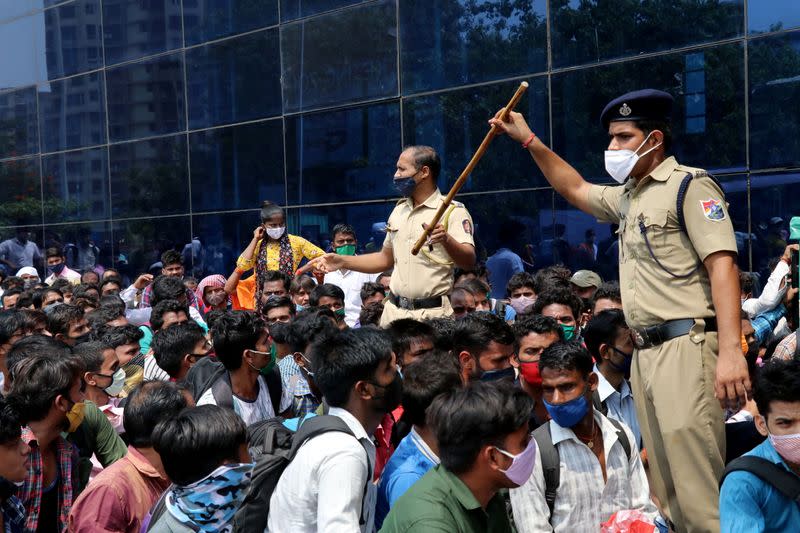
411, 81, 529, 256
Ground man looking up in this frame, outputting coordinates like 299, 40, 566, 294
492, 90, 745, 532
324, 223, 379, 327
305, 146, 475, 326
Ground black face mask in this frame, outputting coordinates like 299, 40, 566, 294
370, 374, 403, 414
71, 332, 92, 346
269, 322, 290, 345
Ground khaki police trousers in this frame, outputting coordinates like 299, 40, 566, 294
378, 297, 452, 327
630, 328, 724, 533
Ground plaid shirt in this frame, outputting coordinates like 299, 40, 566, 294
279, 356, 321, 418
1, 493, 25, 533
751, 305, 786, 346
19, 427, 78, 532
139, 284, 199, 310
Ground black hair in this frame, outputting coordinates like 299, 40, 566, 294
506, 272, 536, 296
309, 283, 345, 307
6, 353, 84, 423
423, 316, 457, 352
99, 277, 122, 293
212, 311, 265, 371
360, 282, 385, 302
289, 275, 316, 294
204, 309, 226, 331
2, 287, 24, 306
153, 405, 247, 485
263, 270, 291, 292
388, 319, 435, 359
0, 396, 21, 445
311, 327, 393, 407
634, 119, 672, 152
150, 299, 190, 332
151, 275, 186, 306
538, 341, 594, 379
151, 321, 207, 378
261, 295, 295, 317
98, 294, 127, 316
512, 315, 563, 353
754, 358, 800, 418
533, 266, 571, 293
73, 341, 112, 374
49, 278, 73, 293
377, 270, 393, 284
32, 287, 61, 309
358, 302, 384, 327
403, 145, 441, 181
260, 200, 285, 224
583, 309, 628, 360
45, 246, 64, 259
456, 278, 490, 297
0, 309, 25, 344
45, 303, 84, 337
590, 281, 622, 309
72, 283, 100, 302
285, 310, 338, 354
331, 223, 356, 241
98, 324, 144, 348
452, 312, 514, 358
124, 381, 188, 448
6, 335, 72, 386
1, 277, 23, 291
19, 309, 47, 334
86, 306, 125, 331
160, 250, 183, 268
429, 380, 532, 474
739, 272, 755, 296
532, 287, 582, 322
401, 351, 461, 427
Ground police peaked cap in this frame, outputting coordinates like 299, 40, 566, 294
600, 89, 674, 129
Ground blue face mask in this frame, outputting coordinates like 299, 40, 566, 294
543, 389, 590, 428
393, 176, 417, 197
480, 366, 516, 382
608, 346, 633, 377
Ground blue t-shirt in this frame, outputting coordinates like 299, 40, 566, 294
720, 438, 800, 532
375, 429, 439, 529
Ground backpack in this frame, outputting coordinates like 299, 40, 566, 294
231, 414, 372, 533
184, 356, 283, 415
532, 417, 632, 519
720, 456, 800, 503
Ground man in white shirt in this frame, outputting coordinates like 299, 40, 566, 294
323, 223, 379, 327
583, 309, 642, 447
268, 327, 402, 533
740, 244, 796, 318
511, 342, 655, 533
43, 246, 81, 286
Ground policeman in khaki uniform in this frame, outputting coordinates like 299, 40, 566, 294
491, 90, 749, 533
308, 145, 476, 327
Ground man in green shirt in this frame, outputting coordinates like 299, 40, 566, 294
380, 381, 535, 532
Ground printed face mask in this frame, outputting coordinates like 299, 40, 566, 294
496, 437, 538, 486
265, 226, 285, 240
769, 431, 800, 464
604, 131, 662, 183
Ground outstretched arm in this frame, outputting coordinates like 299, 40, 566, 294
301, 246, 394, 276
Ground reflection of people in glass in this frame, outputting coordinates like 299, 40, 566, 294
0, 228, 42, 271
66, 229, 101, 272
226, 201, 324, 310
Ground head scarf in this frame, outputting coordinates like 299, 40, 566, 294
195, 275, 229, 307
15, 266, 40, 282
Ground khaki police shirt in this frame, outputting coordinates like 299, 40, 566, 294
587, 156, 737, 329
383, 189, 475, 300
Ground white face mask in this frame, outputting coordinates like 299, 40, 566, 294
604, 131, 661, 184
265, 226, 286, 240
103, 368, 126, 397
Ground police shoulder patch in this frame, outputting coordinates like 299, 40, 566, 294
700, 198, 725, 221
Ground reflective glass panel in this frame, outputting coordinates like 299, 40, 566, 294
0, 87, 39, 159
550, 0, 744, 68
0, 13, 46, 90
0, 3, 37, 23
279, 0, 369, 22
551, 43, 746, 183
0, 157, 42, 226
183, 0, 278, 46
749, 172, 800, 275
748, 0, 800, 33
717, 174, 750, 272
553, 194, 618, 281
403, 78, 550, 192
190, 120, 285, 213
191, 210, 260, 278
0, 226, 44, 276
112, 215, 192, 276
43, 221, 113, 273
400, 0, 547, 94
38, 71, 106, 152
105, 52, 185, 142
186, 29, 281, 129
42, 146, 110, 222
749, 32, 800, 169
102, 0, 183, 65
109, 134, 189, 218
281, 0, 397, 112
284, 101, 401, 205
44, 0, 103, 80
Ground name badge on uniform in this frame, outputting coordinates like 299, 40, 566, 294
700, 199, 725, 221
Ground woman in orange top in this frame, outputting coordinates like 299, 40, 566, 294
225, 201, 324, 310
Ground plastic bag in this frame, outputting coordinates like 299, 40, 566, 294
600, 510, 656, 533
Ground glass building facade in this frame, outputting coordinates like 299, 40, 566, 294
0, 0, 798, 282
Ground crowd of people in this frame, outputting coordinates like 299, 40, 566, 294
0, 89, 798, 533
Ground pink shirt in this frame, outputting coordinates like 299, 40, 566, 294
68, 446, 169, 533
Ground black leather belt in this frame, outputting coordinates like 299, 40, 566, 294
632, 318, 717, 349
389, 293, 444, 311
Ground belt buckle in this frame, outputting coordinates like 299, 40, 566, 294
632, 328, 648, 348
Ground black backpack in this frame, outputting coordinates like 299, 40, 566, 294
184, 356, 283, 415
720, 456, 800, 503
532, 417, 632, 519
231, 414, 372, 533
